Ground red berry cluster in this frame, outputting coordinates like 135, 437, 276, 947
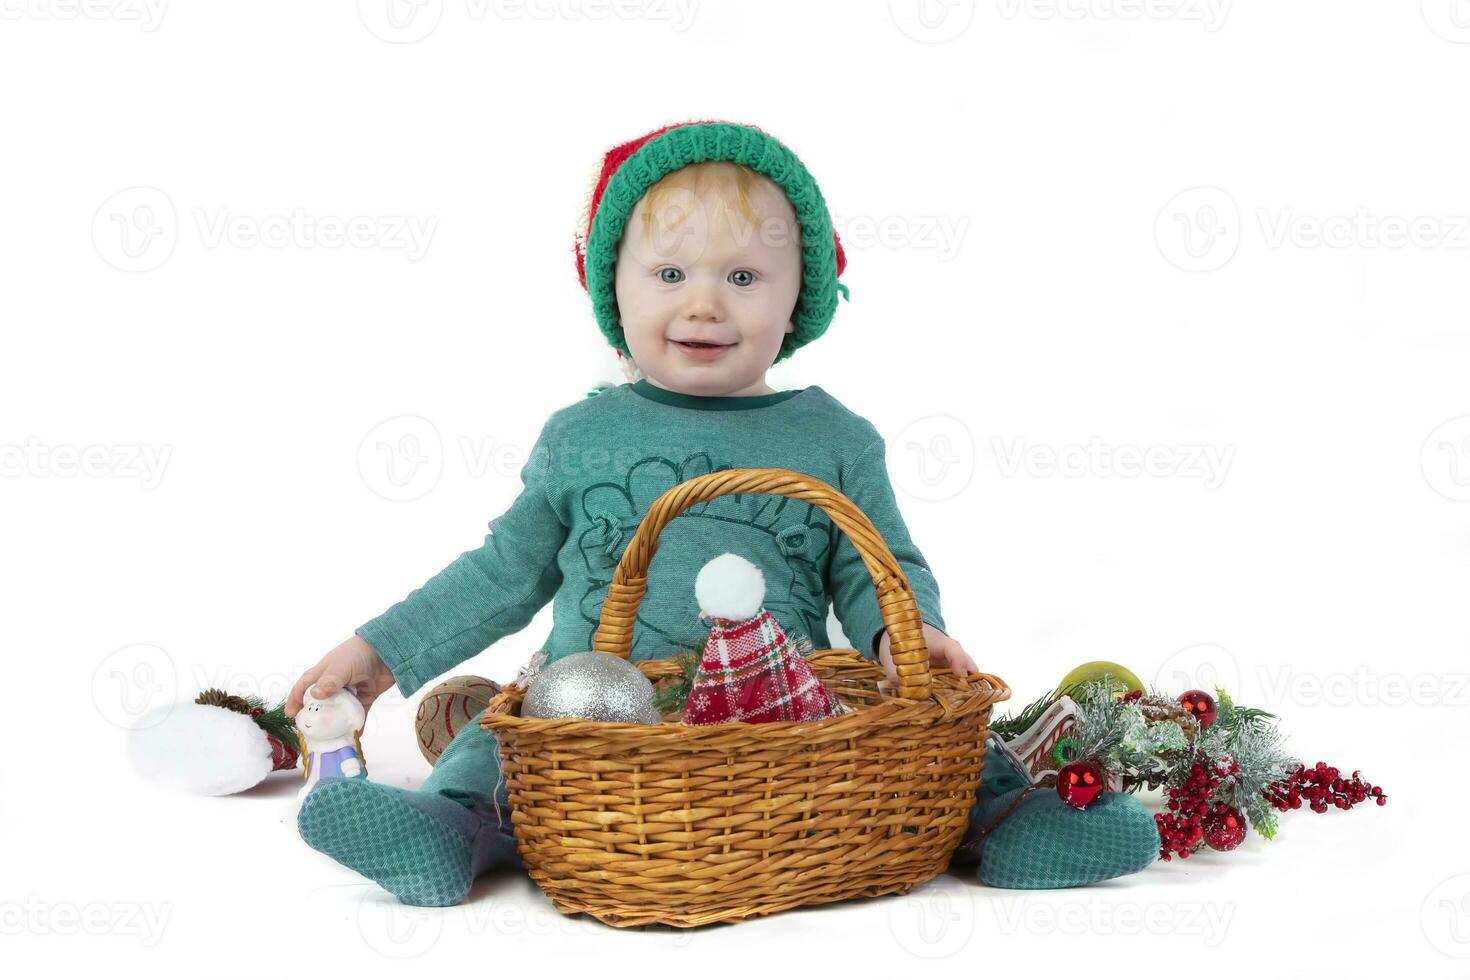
1155, 753, 1240, 860
1264, 762, 1386, 813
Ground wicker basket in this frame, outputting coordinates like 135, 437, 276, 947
481, 467, 1009, 928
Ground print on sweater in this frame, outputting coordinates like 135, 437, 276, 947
574, 452, 833, 657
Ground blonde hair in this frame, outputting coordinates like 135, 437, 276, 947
634, 161, 791, 244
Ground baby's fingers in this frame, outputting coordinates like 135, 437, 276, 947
285, 664, 325, 717
946, 642, 976, 678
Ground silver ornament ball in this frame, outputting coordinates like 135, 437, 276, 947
521, 651, 662, 724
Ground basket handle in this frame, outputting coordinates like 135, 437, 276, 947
590, 467, 934, 700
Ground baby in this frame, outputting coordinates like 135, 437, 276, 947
286, 120, 1152, 906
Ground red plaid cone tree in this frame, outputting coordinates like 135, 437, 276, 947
681, 553, 849, 726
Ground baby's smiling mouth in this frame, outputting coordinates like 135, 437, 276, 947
670, 338, 735, 349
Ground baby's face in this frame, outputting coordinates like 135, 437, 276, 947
614, 175, 803, 396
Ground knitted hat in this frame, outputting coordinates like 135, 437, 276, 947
573, 120, 849, 366
682, 553, 848, 725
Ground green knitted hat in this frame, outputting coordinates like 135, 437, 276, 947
573, 120, 849, 365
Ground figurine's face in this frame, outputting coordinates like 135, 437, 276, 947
298, 689, 363, 741
614, 173, 802, 398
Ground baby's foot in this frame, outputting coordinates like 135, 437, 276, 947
297, 779, 520, 907
962, 789, 1158, 888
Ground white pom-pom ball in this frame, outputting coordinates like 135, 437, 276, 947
695, 552, 766, 621
127, 702, 275, 796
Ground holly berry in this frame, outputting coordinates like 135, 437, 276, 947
1202, 804, 1247, 851
1177, 689, 1217, 728
1056, 759, 1105, 809
1154, 752, 1229, 860
1263, 763, 1386, 814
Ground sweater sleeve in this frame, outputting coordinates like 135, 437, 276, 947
828, 435, 947, 661
355, 419, 566, 697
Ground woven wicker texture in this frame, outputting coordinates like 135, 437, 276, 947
482, 468, 1009, 927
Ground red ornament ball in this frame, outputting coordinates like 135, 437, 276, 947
1178, 689, 1218, 728
1202, 804, 1247, 851
1057, 759, 1106, 809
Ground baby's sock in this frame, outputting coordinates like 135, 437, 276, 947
297, 779, 520, 907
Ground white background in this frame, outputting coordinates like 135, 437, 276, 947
3, 1, 1465, 976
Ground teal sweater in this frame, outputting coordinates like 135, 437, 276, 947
358, 380, 948, 697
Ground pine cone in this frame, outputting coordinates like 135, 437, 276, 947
195, 688, 254, 715
1137, 694, 1200, 742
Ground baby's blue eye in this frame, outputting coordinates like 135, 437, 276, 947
658, 267, 684, 284
729, 270, 756, 287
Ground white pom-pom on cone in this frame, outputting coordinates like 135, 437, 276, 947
695, 552, 766, 621
126, 702, 275, 796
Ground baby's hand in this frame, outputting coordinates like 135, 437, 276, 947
877, 624, 976, 688
285, 634, 397, 719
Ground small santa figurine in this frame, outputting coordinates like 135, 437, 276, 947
682, 553, 850, 726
